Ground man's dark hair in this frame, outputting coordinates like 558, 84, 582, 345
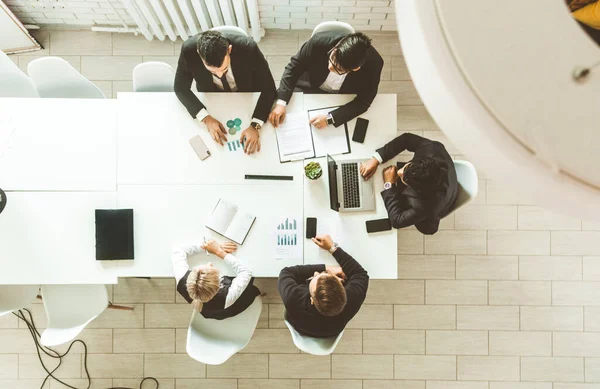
197, 31, 229, 67
332, 32, 372, 71
403, 158, 444, 195
312, 273, 347, 317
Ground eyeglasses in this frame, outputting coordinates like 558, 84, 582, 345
327, 48, 348, 75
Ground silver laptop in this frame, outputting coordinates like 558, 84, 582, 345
327, 154, 376, 212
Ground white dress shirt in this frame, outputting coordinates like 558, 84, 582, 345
319, 71, 348, 93
196, 67, 263, 126
171, 243, 253, 309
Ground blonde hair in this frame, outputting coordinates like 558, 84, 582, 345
186, 265, 220, 312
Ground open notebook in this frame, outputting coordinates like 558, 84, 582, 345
205, 199, 256, 245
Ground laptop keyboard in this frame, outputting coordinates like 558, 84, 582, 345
341, 163, 361, 209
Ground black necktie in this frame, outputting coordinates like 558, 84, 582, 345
220, 72, 231, 92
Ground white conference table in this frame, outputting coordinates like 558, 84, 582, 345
0, 92, 398, 284
0, 98, 117, 191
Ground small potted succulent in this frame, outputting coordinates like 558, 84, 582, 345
304, 161, 323, 180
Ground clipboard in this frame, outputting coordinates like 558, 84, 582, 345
274, 106, 351, 163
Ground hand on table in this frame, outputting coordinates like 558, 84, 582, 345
240, 126, 261, 155
220, 241, 237, 254
201, 239, 227, 259
360, 157, 380, 180
309, 114, 328, 129
268, 104, 286, 127
202, 115, 227, 145
382, 165, 398, 184
311, 234, 334, 251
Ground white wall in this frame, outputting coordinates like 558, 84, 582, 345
4, 0, 396, 31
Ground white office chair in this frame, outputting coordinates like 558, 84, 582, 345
444, 160, 479, 218
186, 296, 262, 365
132, 62, 176, 92
311, 21, 355, 37
284, 319, 345, 355
0, 50, 39, 97
210, 26, 249, 37
40, 284, 108, 347
0, 285, 40, 317
27, 57, 105, 99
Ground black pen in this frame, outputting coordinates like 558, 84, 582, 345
245, 174, 293, 181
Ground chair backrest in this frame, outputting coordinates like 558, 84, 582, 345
40, 284, 108, 346
445, 160, 479, 217
0, 285, 40, 317
186, 296, 262, 365
312, 21, 355, 37
284, 319, 345, 355
210, 26, 249, 37
27, 57, 105, 99
0, 50, 39, 97
133, 62, 176, 92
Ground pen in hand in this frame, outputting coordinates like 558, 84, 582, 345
202, 236, 209, 256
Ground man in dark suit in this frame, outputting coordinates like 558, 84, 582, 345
278, 234, 369, 338
360, 133, 458, 235
174, 30, 276, 154
269, 31, 383, 129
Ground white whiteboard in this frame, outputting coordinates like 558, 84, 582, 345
0, 1, 41, 54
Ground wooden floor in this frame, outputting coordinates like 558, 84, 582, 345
2, 29, 600, 389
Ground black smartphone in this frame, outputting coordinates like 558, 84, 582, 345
306, 217, 317, 239
366, 218, 392, 233
352, 117, 369, 143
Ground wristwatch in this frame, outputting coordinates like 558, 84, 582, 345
326, 113, 334, 125
384, 182, 393, 190
250, 121, 262, 131
329, 242, 339, 253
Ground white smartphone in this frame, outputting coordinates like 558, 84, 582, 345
189, 135, 211, 160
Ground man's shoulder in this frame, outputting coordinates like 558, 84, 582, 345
309, 31, 344, 48
364, 45, 384, 70
229, 34, 259, 52
181, 34, 199, 54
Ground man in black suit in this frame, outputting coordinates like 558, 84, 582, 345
174, 30, 276, 154
360, 133, 458, 235
278, 234, 369, 338
269, 31, 383, 129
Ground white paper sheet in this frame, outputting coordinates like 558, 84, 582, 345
275, 112, 315, 162
308, 107, 350, 157
274, 216, 303, 260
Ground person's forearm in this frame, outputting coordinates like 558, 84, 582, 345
381, 189, 427, 229
376, 133, 428, 163
224, 254, 253, 308
332, 247, 367, 279
330, 97, 370, 128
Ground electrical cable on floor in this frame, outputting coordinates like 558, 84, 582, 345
13, 308, 159, 389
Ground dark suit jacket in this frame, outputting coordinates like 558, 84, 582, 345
377, 133, 458, 235
277, 31, 384, 127
278, 248, 369, 338
174, 33, 276, 122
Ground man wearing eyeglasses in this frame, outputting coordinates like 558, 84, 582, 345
174, 30, 276, 154
277, 234, 369, 338
269, 31, 383, 129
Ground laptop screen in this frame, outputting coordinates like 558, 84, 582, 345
327, 154, 340, 212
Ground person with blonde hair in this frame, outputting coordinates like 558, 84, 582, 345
172, 239, 260, 319
278, 234, 369, 338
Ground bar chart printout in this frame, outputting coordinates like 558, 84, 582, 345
275, 217, 302, 260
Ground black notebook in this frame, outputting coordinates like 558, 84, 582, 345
95, 209, 134, 261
